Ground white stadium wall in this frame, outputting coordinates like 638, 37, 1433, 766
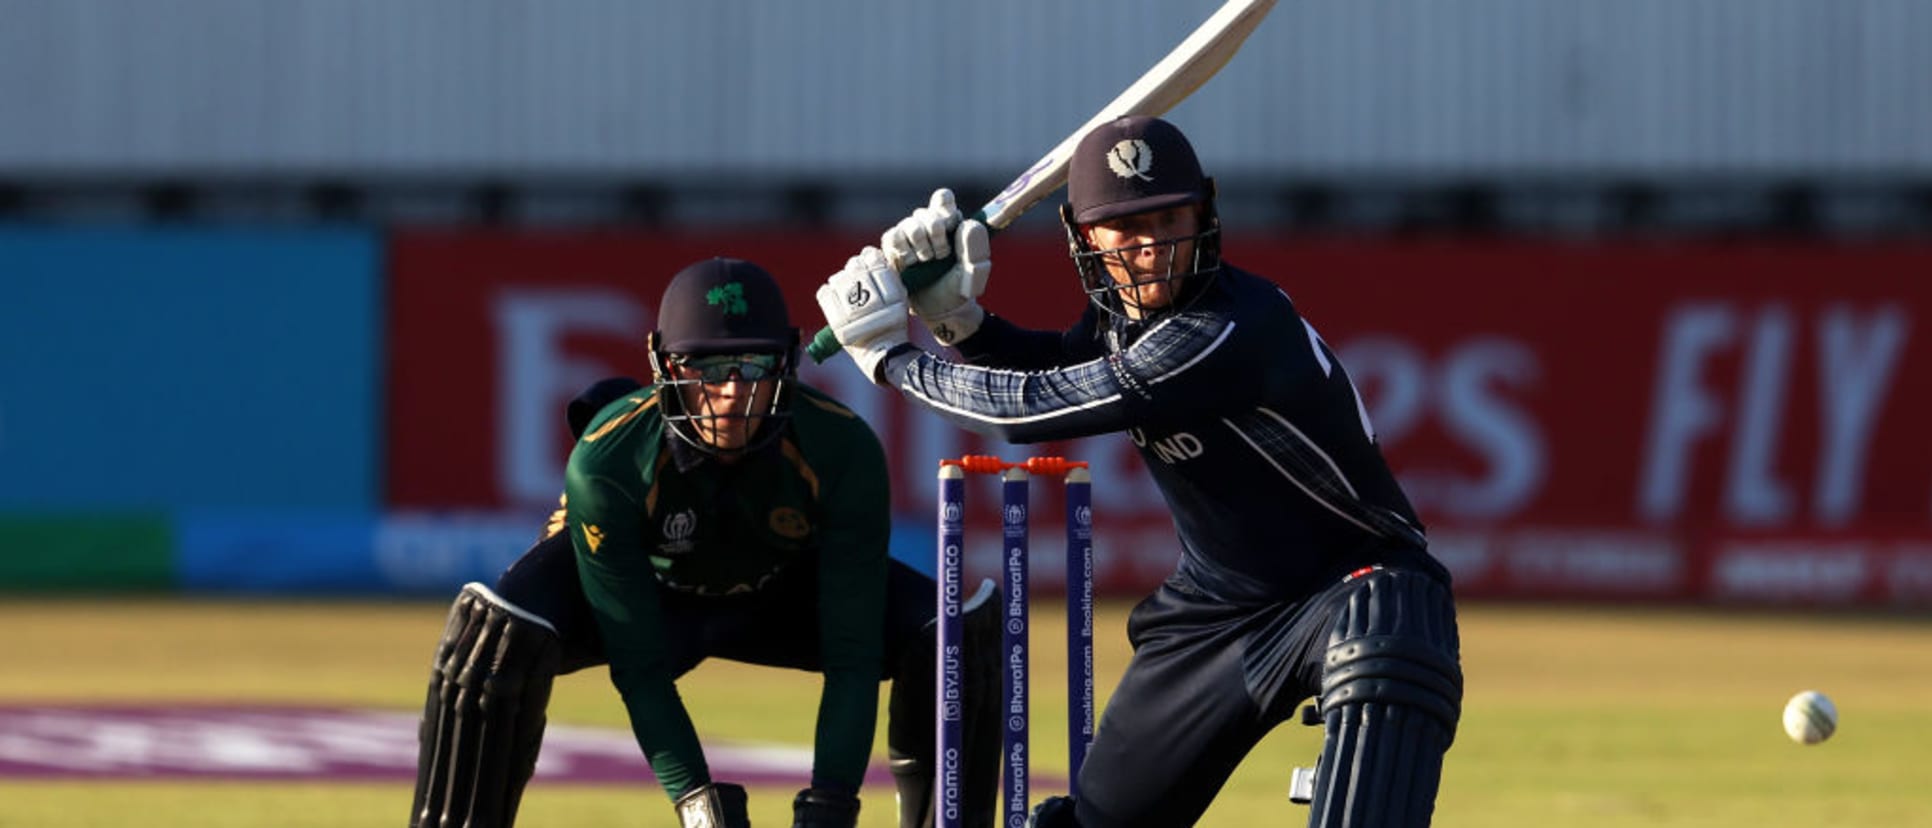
1, 0, 1929, 178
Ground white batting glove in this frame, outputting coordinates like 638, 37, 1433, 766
880, 188, 962, 272
912, 219, 990, 346
881, 190, 991, 347
815, 246, 911, 384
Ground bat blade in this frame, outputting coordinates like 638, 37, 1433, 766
975, 0, 1278, 230
809, 0, 1277, 363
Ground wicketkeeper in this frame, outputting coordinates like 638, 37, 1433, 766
815, 116, 1464, 827
409, 257, 1001, 828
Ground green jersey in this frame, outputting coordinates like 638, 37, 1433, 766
563, 381, 890, 799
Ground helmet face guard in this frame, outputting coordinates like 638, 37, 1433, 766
1062, 199, 1222, 322
648, 337, 799, 459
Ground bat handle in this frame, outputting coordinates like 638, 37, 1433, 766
806, 210, 1000, 364
806, 326, 845, 364
805, 255, 959, 363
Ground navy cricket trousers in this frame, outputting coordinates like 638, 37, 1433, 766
1073, 565, 1456, 828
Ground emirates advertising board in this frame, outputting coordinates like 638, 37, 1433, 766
388, 231, 1932, 606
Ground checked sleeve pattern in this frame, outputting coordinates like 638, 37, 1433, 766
886, 311, 1243, 444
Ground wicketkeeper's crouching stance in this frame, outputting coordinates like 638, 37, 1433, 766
409, 258, 1001, 828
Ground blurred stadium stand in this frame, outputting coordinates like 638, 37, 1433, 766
0, 0, 1928, 236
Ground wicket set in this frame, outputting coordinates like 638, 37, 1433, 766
936, 456, 1095, 828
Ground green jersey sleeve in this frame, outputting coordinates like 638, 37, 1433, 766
793, 387, 891, 792
565, 395, 711, 801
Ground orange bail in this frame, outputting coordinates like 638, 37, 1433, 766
1014, 456, 1088, 476
939, 455, 1090, 476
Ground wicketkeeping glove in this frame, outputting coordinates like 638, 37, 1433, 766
1028, 795, 1077, 828
674, 782, 752, 828
791, 786, 861, 828
881, 188, 990, 347
814, 246, 911, 384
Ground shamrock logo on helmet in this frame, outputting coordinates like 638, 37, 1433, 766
706, 282, 749, 316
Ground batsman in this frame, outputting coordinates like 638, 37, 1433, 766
816, 116, 1464, 827
409, 257, 1002, 828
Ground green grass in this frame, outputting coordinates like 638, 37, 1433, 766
3, 599, 1929, 826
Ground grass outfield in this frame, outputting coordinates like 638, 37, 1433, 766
4, 598, 1931, 826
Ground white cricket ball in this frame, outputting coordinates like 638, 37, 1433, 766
1782, 690, 1837, 745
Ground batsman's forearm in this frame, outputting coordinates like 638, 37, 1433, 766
886, 348, 1140, 444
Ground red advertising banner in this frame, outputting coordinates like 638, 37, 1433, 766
388, 229, 1086, 504
1253, 240, 1932, 605
389, 231, 1932, 605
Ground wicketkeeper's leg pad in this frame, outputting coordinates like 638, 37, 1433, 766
887, 578, 1000, 828
410, 582, 562, 828
1308, 569, 1462, 828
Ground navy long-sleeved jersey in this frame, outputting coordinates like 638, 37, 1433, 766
880, 265, 1445, 603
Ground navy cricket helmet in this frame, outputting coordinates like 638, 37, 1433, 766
1060, 116, 1222, 321
647, 258, 800, 458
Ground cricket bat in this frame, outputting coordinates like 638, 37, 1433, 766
807, 0, 1278, 362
